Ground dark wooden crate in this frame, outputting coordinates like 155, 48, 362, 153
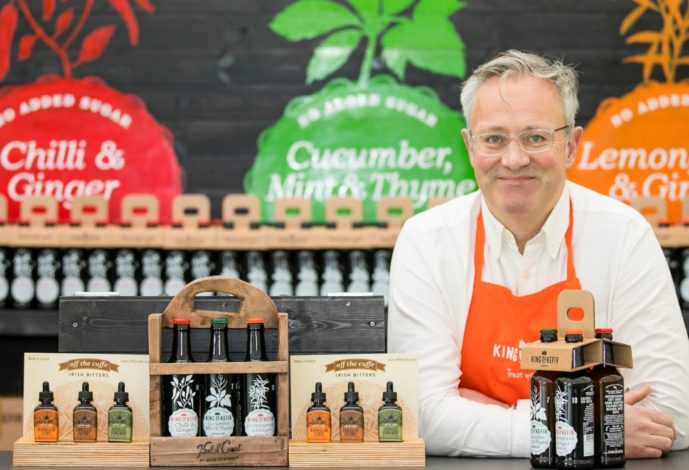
59, 296, 385, 357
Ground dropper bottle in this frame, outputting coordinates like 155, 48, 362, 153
108, 382, 133, 442
378, 381, 403, 442
339, 382, 364, 442
306, 382, 331, 443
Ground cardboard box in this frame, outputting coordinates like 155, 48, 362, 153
0, 396, 22, 451
520, 290, 633, 372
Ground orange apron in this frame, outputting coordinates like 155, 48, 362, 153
459, 202, 580, 405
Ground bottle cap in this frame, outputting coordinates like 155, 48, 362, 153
211, 317, 228, 326
247, 317, 265, 324
595, 327, 614, 339
539, 328, 558, 343
311, 382, 326, 403
114, 382, 129, 403
78, 382, 93, 402
382, 381, 397, 402
39, 381, 54, 403
173, 318, 191, 325
564, 329, 584, 343
344, 381, 359, 403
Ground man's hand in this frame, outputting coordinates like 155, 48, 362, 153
459, 387, 510, 408
625, 384, 675, 458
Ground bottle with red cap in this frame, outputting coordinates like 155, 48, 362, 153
591, 328, 625, 468
163, 318, 201, 437
241, 317, 276, 436
555, 329, 594, 469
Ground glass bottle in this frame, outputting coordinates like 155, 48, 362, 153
86, 249, 112, 293
108, 382, 133, 443
73, 382, 97, 442
34, 381, 59, 442
163, 318, 200, 437
591, 328, 625, 468
555, 330, 594, 469
11, 248, 35, 308
531, 328, 559, 468
371, 250, 391, 305
269, 250, 293, 296
242, 318, 276, 436
164, 250, 188, 296
378, 381, 403, 442
203, 317, 235, 436
191, 251, 215, 295
347, 250, 371, 294
295, 250, 319, 296
36, 249, 60, 310
0, 248, 9, 308
113, 249, 138, 296
320, 250, 344, 295
61, 249, 85, 297
340, 382, 364, 442
246, 251, 268, 293
306, 382, 331, 443
140, 249, 163, 296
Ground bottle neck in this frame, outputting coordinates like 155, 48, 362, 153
246, 326, 267, 361
571, 345, 584, 369
601, 341, 615, 366
172, 325, 193, 362
210, 328, 229, 362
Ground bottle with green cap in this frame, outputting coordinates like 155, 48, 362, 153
555, 329, 594, 469
339, 382, 364, 442
73, 382, 97, 442
591, 328, 625, 468
531, 328, 559, 468
108, 382, 132, 442
203, 317, 235, 437
306, 382, 331, 442
378, 381, 403, 442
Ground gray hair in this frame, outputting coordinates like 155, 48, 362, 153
460, 50, 579, 129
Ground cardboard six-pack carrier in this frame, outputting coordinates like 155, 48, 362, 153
520, 289, 633, 372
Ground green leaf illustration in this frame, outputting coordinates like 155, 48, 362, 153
307, 29, 363, 83
383, 0, 416, 15
347, 0, 378, 23
382, 16, 466, 79
414, 0, 466, 17
271, 0, 362, 41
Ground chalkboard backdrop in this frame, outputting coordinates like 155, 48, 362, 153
0, 0, 661, 218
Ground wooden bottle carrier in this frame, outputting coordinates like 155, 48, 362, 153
148, 276, 289, 466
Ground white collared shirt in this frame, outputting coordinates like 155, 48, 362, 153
388, 181, 689, 457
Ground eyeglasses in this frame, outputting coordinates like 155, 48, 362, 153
468, 125, 571, 157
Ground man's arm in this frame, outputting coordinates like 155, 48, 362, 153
610, 225, 689, 454
388, 223, 530, 457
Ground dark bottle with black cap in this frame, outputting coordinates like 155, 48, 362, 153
163, 318, 200, 437
108, 382, 132, 442
306, 382, 331, 443
591, 328, 625, 468
339, 382, 364, 442
242, 318, 276, 436
203, 317, 235, 437
378, 381, 403, 442
73, 382, 97, 442
555, 330, 594, 469
531, 328, 559, 468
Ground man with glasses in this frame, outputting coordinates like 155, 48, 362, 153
388, 50, 689, 458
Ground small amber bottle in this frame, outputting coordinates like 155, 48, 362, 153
73, 382, 97, 442
339, 382, 364, 442
34, 381, 59, 442
378, 381, 403, 442
108, 382, 133, 443
306, 382, 331, 443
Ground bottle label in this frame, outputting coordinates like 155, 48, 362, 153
555, 421, 578, 456
114, 278, 138, 296
530, 381, 552, 455
87, 277, 111, 293
531, 421, 551, 455
168, 408, 198, 437
61, 277, 84, 297
582, 384, 595, 457
140, 277, 163, 296
73, 409, 97, 442
244, 409, 275, 436
602, 383, 625, 455
378, 409, 403, 442
34, 409, 59, 442
11, 277, 34, 303
165, 278, 186, 296
203, 407, 235, 436
306, 410, 331, 442
340, 410, 364, 442
108, 409, 132, 442
36, 278, 59, 304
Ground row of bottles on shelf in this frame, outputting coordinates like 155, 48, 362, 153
0, 247, 391, 309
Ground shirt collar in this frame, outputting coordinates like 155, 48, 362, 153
480, 184, 570, 259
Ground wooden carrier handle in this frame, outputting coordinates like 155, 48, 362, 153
161, 276, 279, 329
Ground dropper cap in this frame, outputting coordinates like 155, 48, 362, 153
39, 381, 54, 403
343, 382, 359, 404
382, 381, 397, 402
78, 382, 93, 402
311, 382, 326, 403
114, 382, 129, 404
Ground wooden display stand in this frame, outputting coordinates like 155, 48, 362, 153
288, 439, 425, 467
13, 438, 150, 467
148, 276, 289, 466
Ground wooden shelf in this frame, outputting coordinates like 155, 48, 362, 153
12, 437, 149, 467
288, 439, 426, 467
